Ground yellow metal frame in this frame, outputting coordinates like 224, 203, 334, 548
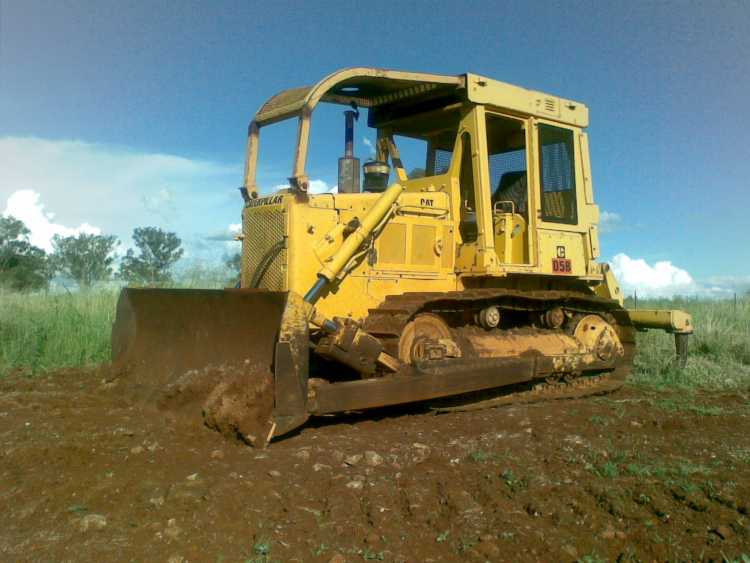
239, 68, 692, 336
628, 309, 694, 334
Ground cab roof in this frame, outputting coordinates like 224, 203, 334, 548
253, 67, 589, 128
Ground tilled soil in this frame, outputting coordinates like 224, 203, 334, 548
1, 369, 749, 562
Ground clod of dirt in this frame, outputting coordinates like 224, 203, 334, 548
477, 540, 501, 559
202, 369, 275, 448
158, 364, 275, 448
712, 525, 733, 540
412, 442, 431, 463
78, 514, 107, 532
364, 531, 380, 545
364, 451, 384, 466
344, 454, 363, 466
164, 518, 182, 540
294, 449, 311, 460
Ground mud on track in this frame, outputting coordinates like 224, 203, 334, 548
1, 369, 749, 562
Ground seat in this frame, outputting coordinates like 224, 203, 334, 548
493, 171, 528, 216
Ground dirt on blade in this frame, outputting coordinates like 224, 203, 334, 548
157, 363, 275, 448
1, 368, 749, 562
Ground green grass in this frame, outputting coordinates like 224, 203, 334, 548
629, 297, 750, 390
0, 289, 118, 375
0, 265, 235, 377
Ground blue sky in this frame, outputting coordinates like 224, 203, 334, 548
1, 0, 748, 294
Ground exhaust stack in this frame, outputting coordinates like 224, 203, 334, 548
337, 109, 360, 193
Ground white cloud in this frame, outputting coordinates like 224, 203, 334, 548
611, 253, 695, 297
0, 136, 239, 261
307, 180, 338, 194
362, 137, 376, 158
606, 253, 749, 298
599, 210, 621, 234
3, 189, 101, 251
206, 222, 242, 242
141, 188, 176, 216
0, 136, 346, 266
269, 179, 335, 194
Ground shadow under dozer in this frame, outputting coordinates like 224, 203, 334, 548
111, 288, 310, 448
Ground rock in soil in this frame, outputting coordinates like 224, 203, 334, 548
78, 514, 107, 532
364, 450, 384, 466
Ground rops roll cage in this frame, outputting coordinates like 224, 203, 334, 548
241, 67, 465, 199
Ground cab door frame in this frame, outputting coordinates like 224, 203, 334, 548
453, 105, 500, 273
531, 117, 592, 278
481, 109, 537, 267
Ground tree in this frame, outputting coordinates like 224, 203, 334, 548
0, 216, 51, 290
224, 251, 241, 287
225, 252, 241, 274
119, 227, 184, 284
51, 233, 119, 288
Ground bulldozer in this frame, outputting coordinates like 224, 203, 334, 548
112, 68, 694, 446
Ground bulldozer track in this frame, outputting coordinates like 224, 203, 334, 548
362, 288, 636, 411
429, 344, 633, 413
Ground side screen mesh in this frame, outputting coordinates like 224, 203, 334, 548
489, 149, 528, 215
539, 124, 577, 224
431, 149, 453, 175
489, 150, 527, 188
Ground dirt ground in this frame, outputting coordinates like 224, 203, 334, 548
1, 369, 749, 563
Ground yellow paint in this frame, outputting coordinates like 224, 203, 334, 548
628, 309, 694, 334
240, 68, 689, 331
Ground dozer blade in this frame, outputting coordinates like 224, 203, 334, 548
111, 288, 310, 446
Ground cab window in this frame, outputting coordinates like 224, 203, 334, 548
539, 124, 577, 224
485, 114, 528, 220
458, 132, 477, 243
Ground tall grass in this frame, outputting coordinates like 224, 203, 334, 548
0, 289, 118, 375
629, 297, 750, 390
0, 264, 236, 377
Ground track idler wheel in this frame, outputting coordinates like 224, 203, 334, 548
398, 313, 461, 363
573, 314, 624, 363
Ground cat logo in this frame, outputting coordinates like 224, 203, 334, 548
420, 198, 435, 207
246, 194, 284, 208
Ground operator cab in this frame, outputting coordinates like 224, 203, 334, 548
243, 67, 588, 273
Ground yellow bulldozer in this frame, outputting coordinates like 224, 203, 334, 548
112, 68, 693, 446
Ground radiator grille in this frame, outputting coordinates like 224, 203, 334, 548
242, 205, 288, 290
